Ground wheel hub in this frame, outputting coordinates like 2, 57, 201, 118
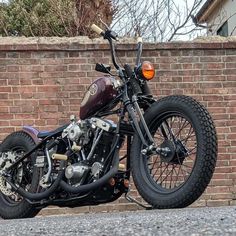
160, 139, 188, 164
160, 140, 175, 163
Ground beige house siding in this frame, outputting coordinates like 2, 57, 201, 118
206, 0, 236, 36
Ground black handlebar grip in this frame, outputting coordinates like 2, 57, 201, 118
124, 64, 142, 95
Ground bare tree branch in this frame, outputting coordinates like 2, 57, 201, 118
112, 0, 205, 42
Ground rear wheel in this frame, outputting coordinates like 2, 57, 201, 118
0, 131, 40, 219
131, 95, 217, 208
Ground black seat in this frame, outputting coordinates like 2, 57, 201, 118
37, 124, 69, 139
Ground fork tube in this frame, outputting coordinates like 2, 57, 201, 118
126, 135, 132, 178
125, 102, 148, 147
122, 83, 148, 147
132, 95, 154, 144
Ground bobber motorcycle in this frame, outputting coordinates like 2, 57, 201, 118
0, 23, 217, 219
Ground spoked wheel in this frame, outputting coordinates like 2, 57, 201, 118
131, 95, 217, 208
0, 131, 40, 219
148, 115, 197, 191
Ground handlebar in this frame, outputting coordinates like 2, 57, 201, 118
90, 23, 143, 70
91, 23, 119, 69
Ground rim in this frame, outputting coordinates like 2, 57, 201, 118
144, 112, 198, 193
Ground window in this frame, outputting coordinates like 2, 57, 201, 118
217, 21, 228, 37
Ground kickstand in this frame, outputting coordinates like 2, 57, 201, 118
125, 192, 153, 210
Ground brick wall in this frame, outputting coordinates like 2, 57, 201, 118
0, 37, 236, 215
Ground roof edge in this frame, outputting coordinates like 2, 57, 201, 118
195, 0, 222, 23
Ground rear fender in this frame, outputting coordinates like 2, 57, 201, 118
22, 126, 40, 144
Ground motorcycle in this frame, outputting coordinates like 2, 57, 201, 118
0, 23, 217, 219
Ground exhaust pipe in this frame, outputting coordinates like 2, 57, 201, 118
6, 161, 66, 201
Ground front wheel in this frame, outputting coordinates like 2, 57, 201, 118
131, 95, 217, 208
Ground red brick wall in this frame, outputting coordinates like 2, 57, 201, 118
0, 38, 236, 214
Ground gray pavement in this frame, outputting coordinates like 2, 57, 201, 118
0, 206, 235, 235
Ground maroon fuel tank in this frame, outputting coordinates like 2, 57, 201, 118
80, 77, 118, 120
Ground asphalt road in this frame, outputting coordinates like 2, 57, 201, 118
0, 206, 235, 235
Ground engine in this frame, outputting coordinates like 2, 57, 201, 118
62, 118, 116, 186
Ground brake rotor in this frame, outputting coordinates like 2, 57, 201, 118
0, 176, 12, 196
0, 151, 23, 196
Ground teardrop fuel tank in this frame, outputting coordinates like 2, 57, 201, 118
80, 77, 118, 120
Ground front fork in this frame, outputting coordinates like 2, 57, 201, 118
125, 95, 171, 157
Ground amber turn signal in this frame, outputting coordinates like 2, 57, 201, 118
141, 61, 155, 80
